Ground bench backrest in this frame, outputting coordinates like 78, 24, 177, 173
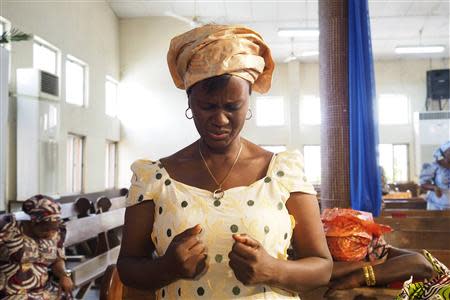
64, 208, 125, 247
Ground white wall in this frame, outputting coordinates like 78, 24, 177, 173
2, 1, 120, 202
117, 17, 197, 187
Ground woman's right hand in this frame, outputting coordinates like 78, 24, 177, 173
163, 224, 208, 280
434, 186, 443, 198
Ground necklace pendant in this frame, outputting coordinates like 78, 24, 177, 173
213, 188, 224, 200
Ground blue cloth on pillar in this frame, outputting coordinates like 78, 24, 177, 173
348, 0, 382, 216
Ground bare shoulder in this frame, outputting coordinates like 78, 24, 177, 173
160, 142, 198, 167
241, 138, 273, 164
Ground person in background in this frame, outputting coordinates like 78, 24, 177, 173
117, 24, 332, 299
322, 208, 434, 295
420, 141, 450, 210
0, 195, 73, 300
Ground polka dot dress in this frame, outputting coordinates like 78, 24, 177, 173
126, 150, 316, 299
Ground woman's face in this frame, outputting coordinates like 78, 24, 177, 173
31, 220, 60, 239
189, 76, 250, 150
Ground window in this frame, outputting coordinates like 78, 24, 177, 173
260, 145, 287, 154
105, 76, 118, 117
33, 39, 58, 75
303, 145, 321, 183
105, 141, 117, 189
66, 56, 87, 106
379, 144, 409, 183
66, 134, 84, 193
300, 95, 321, 125
255, 96, 284, 126
378, 94, 409, 125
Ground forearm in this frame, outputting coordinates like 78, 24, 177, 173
270, 256, 333, 293
117, 255, 179, 291
371, 253, 433, 285
331, 261, 367, 280
51, 258, 67, 279
421, 183, 437, 192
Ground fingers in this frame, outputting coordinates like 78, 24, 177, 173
233, 234, 260, 249
231, 241, 256, 260
189, 240, 207, 256
177, 224, 202, 238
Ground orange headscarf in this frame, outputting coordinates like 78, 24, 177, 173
167, 24, 274, 93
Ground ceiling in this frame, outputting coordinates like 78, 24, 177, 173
107, 0, 450, 63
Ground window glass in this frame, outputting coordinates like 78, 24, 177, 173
33, 42, 58, 75
105, 142, 117, 189
66, 134, 84, 193
379, 143, 409, 183
66, 58, 85, 106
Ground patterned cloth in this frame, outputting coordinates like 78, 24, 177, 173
395, 250, 450, 300
126, 150, 316, 299
22, 195, 61, 223
167, 24, 275, 93
420, 162, 450, 210
0, 215, 65, 300
433, 141, 450, 162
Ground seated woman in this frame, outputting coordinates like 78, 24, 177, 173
117, 24, 333, 299
322, 208, 434, 294
420, 141, 450, 210
0, 195, 73, 300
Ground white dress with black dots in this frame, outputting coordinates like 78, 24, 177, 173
126, 150, 317, 300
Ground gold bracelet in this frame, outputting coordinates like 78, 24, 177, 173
367, 265, 376, 286
362, 266, 371, 286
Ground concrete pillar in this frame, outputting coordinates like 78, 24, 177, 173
319, 0, 350, 210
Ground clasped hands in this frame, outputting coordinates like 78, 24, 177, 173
163, 224, 277, 285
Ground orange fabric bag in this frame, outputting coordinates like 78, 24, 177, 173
321, 208, 392, 261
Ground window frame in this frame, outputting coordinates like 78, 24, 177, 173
105, 141, 117, 189
33, 36, 60, 76
379, 143, 409, 183
65, 54, 89, 107
66, 133, 85, 194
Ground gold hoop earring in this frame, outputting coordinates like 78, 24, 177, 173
185, 107, 193, 119
246, 109, 253, 120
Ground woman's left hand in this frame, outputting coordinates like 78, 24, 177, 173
57, 276, 74, 299
228, 233, 277, 285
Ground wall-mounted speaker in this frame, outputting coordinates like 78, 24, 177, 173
427, 69, 449, 100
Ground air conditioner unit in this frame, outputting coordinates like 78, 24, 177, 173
413, 111, 450, 178
16, 68, 60, 200
16, 68, 59, 101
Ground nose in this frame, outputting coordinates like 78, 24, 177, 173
211, 110, 229, 127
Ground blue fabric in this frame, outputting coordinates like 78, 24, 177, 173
348, 0, 382, 216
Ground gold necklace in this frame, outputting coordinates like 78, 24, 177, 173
198, 141, 243, 200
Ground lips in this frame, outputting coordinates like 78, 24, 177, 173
206, 131, 230, 140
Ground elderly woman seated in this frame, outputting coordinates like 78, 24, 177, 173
0, 195, 73, 299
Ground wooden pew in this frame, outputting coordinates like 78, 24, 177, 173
382, 197, 427, 210
381, 209, 450, 218
64, 207, 126, 299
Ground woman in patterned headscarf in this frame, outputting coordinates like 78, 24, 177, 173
420, 141, 450, 210
0, 195, 73, 299
117, 24, 332, 299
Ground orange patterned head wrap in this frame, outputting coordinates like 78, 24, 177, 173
167, 24, 275, 94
